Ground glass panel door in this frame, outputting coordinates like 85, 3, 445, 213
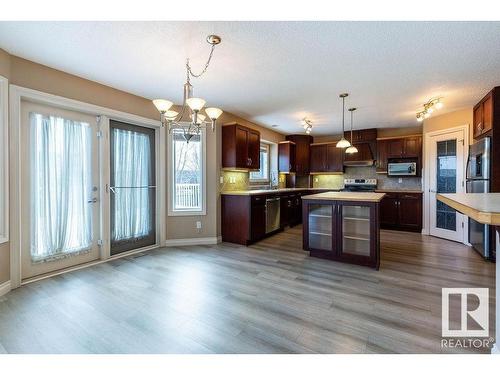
21, 102, 100, 280
341, 205, 371, 257
110, 120, 156, 255
308, 204, 333, 250
429, 130, 465, 242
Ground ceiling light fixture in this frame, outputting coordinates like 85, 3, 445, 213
416, 97, 443, 122
302, 118, 313, 134
336, 93, 351, 148
345, 107, 358, 154
153, 35, 223, 142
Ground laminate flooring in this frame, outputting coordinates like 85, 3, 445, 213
0, 227, 495, 353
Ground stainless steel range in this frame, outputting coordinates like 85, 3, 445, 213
343, 179, 377, 192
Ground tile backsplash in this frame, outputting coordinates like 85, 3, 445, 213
312, 166, 422, 191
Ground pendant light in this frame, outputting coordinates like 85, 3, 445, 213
345, 107, 358, 154
336, 93, 351, 148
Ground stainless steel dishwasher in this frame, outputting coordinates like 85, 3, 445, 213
265, 197, 281, 234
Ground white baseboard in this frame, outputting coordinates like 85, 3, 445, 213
0, 280, 11, 297
492, 343, 499, 354
165, 236, 221, 247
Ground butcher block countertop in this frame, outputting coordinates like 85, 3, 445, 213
302, 191, 386, 202
437, 193, 500, 225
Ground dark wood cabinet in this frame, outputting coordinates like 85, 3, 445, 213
302, 198, 380, 269
474, 91, 494, 139
376, 135, 422, 173
222, 123, 261, 170
344, 128, 377, 143
379, 193, 399, 227
310, 143, 343, 173
250, 196, 266, 240
376, 139, 389, 173
379, 192, 422, 232
310, 144, 327, 172
278, 141, 296, 173
285, 135, 313, 176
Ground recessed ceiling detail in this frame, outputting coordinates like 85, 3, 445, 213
1, 21, 500, 135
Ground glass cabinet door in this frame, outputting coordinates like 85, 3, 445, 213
308, 204, 333, 251
340, 204, 371, 257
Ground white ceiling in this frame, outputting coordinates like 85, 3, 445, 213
1, 21, 500, 135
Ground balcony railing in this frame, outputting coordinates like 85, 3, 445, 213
175, 183, 201, 209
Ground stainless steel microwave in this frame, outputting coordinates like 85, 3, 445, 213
387, 161, 417, 176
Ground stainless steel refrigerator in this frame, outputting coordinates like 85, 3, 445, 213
466, 137, 491, 258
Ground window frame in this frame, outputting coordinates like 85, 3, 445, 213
0, 76, 8, 244
167, 126, 207, 216
249, 142, 271, 184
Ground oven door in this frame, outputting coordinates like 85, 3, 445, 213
388, 162, 417, 176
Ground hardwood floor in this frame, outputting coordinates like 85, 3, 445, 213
0, 227, 495, 353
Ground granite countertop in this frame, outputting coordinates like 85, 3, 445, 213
220, 188, 340, 196
437, 193, 500, 225
302, 191, 386, 202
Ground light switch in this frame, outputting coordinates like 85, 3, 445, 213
196, 221, 202, 229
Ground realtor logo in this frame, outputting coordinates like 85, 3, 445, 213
442, 288, 489, 337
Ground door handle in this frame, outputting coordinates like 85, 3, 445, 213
87, 198, 98, 203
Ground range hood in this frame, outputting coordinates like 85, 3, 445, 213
343, 143, 375, 167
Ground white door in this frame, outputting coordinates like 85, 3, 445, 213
21, 101, 101, 280
428, 129, 466, 242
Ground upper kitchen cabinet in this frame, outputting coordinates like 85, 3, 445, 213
278, 141, 296, 173
310, 143, 343, 173
376, 139, 389, 173
376, 135, 422, 173
343, 128, 377, 143
473, 89, 495, 139
222, 123, 261, 170
285, 134, 314, 175
385, 136, 422, 159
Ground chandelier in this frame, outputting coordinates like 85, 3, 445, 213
416, 97, 443, 122
153, 35, 223, 142
302, 118, 313, 134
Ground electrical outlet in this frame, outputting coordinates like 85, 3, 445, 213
196, 221, 202, 229
314, 177, 319, 183
398, 178, 403, 184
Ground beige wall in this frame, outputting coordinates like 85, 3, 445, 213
423, 107, 473, 140
0, 51, 285, 283
0, 243, 9, 284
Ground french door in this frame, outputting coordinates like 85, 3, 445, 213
21, 102, 101, 280
20, 102, 159, 281
428, 129, 466, 242
109, 120, 156, 255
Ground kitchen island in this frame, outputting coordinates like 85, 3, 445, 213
436, 193, 499, 355
302, 191, 386, 269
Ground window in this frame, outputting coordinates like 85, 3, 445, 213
249, 143, 270, 182
0, 76, 8, 244
168, 128, 206, 215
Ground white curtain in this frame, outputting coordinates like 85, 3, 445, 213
112, 128, 152, 241
30, 113, 93, 261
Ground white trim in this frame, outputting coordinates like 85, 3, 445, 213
167, 126, 207, 216
423, 124, 469, 244
165, 236, 221, 247
9, 85, 165, 289
0, 76, 8, 244
0, 280, 11, 297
